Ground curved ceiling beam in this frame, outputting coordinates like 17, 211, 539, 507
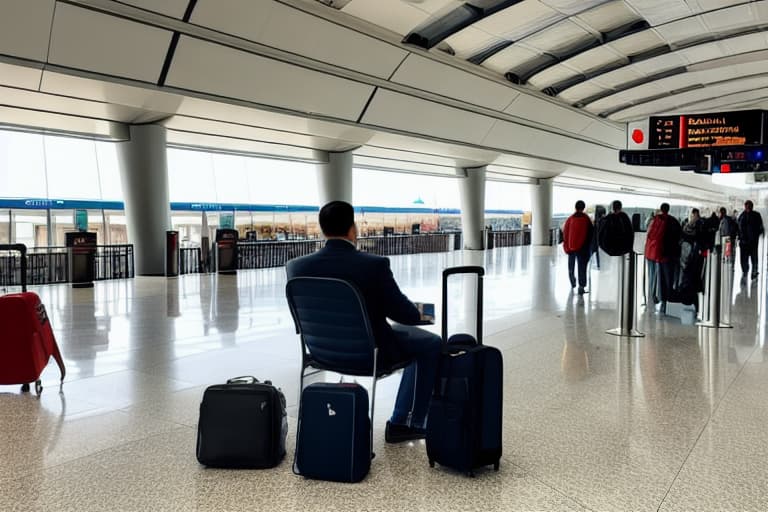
402, 0, 524, 50
584, 48, 768, 115
569, 34, 768, 109
603, 71, 768, 120
525, 1, 760, 96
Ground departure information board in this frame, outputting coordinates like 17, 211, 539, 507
649, 110, 766, 149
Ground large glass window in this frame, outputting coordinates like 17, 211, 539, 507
44, 136, 101, 200
0, 131, 47, 198
354, 168, 460, 209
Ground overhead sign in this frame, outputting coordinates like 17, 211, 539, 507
648, 110, 766, 149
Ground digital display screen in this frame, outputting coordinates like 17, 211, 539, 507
649, 110, 766, 149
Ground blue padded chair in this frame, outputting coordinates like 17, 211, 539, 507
285, 277, 412, 450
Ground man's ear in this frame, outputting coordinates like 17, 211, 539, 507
348, 224, 358, 240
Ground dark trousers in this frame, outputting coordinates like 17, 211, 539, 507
389, 324, 442, 429
740, 243, 759, 275
658, 261, 676, 302
568, 251, 590, 288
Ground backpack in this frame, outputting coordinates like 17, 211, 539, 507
598, 213, 633, 256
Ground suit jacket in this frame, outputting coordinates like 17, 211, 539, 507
286, 239, 421, 364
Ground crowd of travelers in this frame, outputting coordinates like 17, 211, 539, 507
561, 199, 764, 310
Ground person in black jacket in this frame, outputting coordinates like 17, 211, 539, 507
597, 200, 634, 256
287, 201, 441, 443
737, 200, 764, 280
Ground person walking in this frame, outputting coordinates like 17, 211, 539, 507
592, 205, 607, 269
562, 200, 594, 295
644, 203, 682, 311
737, 200, 764, 280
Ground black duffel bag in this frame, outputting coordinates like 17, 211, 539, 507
197, 376, 287, 469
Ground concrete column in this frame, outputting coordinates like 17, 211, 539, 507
315, 150, 353, 205
458, 166, 486, 250
117, 124, 171, 276
531, 178, 554, 246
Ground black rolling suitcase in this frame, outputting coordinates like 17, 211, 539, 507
426, 266, 503, 477
196, 376, 288, 469
294, 383, 371, 483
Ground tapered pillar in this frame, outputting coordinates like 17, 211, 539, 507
531, 178, 553, 246
315, 150, 353, 205
458, 166, 486, 250
117, 124, 171, 276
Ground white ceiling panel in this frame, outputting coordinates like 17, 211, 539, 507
608, 29, 665, 57
443, 27, 504, 59
472, 1, 561, 41
521, 19, 593, 55
625, 0, 694, 25
579, 120, 625, 148
483, 45, 541, 74
654, 18, 709, 48
590, 66, 646, 88
700, 3, 756, 33
340, 0, 453, 36
576, 1, 639, 32
528, 63, 581, 89
191, 0, 407, 79
354, 155, 457, 176
164, 116, 360, 152
0, 61, 42, 90
562, 45, 625, 74
677, 41, 728, 65
0, 0, 55, 62
115, 0, 190, 19
584, 81, 667, 111
541, 0, 608, 16
390, 54, 517, 111
166, 36, 374, 121
167, 130, 320, 161
48, 3, 171, 83
630, 52, 687, 75
504, 95, 592, 134
361, 89, 496, 146
558, 81, 606, 103
721, 32, 768, 55
0, 105, 127, 140
690, 0, 751, 13
0, 85, 156, 123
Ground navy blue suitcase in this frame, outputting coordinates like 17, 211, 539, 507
294, 383, 371, 483
426, 266, 503, 477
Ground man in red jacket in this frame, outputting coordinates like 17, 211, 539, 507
644, 202, 682, 309
562, 200, 594, 295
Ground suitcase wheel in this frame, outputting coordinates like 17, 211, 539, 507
493, 462, 500, 472
35, 381, 43, 395
428, 460, 435, 468
21, 383, 30, 393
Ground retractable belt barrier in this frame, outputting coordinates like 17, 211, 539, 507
698, 239, 733, 329
606, 251, 645, 338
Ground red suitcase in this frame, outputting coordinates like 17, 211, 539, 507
0, 244, 65, 394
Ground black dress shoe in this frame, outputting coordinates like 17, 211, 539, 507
385, 421, 426, 443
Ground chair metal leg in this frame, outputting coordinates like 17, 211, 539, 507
370, 349, 378, 459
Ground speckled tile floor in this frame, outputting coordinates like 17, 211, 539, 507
1, 246, 767, 511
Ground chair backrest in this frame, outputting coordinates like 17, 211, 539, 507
285, 277, 376, 376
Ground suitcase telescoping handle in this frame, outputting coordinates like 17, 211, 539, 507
441, 266, 484, 345
0, 244, 27, 292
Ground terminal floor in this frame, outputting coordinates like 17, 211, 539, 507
1, 246, 767, 511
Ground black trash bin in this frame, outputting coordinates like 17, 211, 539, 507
65, 232, 96, 288
166, 230, 179, 278
215, 229, 239, 275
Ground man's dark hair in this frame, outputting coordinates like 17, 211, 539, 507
691, 208, 700, 216
660, 203, 670, 213
611, 200, 622, 212
575, 200, 585, 211
745, 200, 754, 210
719, 207, 727, 216
319, 201, 355, 237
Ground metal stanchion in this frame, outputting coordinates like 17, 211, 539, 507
607, 251, 645, 337
720, 237, 734, 326
697, 244, 732, 329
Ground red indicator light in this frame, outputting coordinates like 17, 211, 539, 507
721, 163, 731, 173
631, 129, 644, 144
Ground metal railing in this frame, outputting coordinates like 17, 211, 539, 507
238, 240, 323, 270
489, 229, 531, 248
180, 247, 203, 275
94, 245, 134, 280
357, 233, 454, 256
0, 244, 133, 286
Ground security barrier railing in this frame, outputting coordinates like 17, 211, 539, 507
238, 240, 323, 270
357, 233, 455, 256
0, 244, 134, 287
489, 229, 531, 248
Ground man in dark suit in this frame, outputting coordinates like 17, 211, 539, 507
287, 201, 441, 443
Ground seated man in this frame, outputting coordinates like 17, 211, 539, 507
287, 201, 441, 443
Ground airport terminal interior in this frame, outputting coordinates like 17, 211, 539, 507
2, 1, 768, 511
